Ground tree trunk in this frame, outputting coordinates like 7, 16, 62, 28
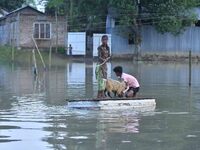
55, 8, 58, 53
133, 20, 142, 61
65, 15, 68, 55
133, 0, 142, 61
70, 0, 73, 21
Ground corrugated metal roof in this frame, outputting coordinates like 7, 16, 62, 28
0, 8, 9, 15
0, 5, 44, 22
0, 8, 9, 19
6, 5, 44, 17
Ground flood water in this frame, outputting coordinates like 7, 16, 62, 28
0, 56, 200, 150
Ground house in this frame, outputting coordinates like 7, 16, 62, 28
0, 5, 67, 49
106, 7, 200, 58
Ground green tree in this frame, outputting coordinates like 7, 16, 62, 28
109, 0, 141, 56
109, 0, 199, 57
142, 0, 198, 35
44, 0, 109, 32
24, 0, 37, 7
43, 0, 199, 57
0, 0, 25, 11
0, 0, 36, 11
43, 0, 200, 33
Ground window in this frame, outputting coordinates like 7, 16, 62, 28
33, 22, 51, 39
128, 34, 135, 45
115, 18, 120, 26
195, 20, 200, 27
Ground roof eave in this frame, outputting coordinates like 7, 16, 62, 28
6, 5, 44, 17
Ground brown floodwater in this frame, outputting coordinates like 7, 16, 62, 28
0, 56, 200, 150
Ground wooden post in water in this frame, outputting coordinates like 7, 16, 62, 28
32, 49, 38, 76
11, 45, 15, 62
65, 15, 68, 55
32, 36, 46, 70
189, 50, 192, 86
11, 23, 15, 62
49, 44, 52, 68
55, 8, 58, 53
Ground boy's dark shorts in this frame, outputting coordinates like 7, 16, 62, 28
127, 87, 140, 94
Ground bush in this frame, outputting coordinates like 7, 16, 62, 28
57, 47, 66, 54
0, 46, 12, 61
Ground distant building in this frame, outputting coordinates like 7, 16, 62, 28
106, 7, 200, 57
0, 5, 67, 49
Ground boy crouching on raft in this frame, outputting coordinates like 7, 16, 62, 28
113, 66, 140, 98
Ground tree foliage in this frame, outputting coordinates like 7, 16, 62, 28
142, 0, 198, 35
0, 0, 36, 11
0, 0, 25, 11
43, 0, 199, 34
44, 0, 109, 32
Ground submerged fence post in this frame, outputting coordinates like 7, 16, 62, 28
32, 49, 38, 76
49, 45, 52, 68
189, 50, 192, 87
11, 46, 15, 62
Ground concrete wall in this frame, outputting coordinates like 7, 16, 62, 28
19, 8, 67, 49
19, 14, 66, 48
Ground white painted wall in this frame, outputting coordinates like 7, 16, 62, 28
93, 34, 111, 57
67, 32, 86, 55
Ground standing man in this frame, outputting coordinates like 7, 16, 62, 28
69, 44, 73, 56
96, 35, 111, 98
113, 66, 140, 97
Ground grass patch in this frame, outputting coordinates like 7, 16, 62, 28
0, 46, 68, 67
0, 46, 51, 63
0, 46, 34, 63
0, 46, 13, 61
57, 47, 66, 54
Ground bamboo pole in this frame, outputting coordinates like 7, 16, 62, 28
32, 49, 38, 76
11, 23, 15, 62
32, 36, 46, 70
49, 44, 52, 68
11, 45, 15, 62
189, 50, 192, 86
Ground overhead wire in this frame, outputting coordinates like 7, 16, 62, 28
64, 14, 196, 31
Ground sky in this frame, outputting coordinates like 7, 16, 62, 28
35, 0, 45, 12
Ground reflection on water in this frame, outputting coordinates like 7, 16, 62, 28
0, 59, 200, 150
98, 111, 140, 134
